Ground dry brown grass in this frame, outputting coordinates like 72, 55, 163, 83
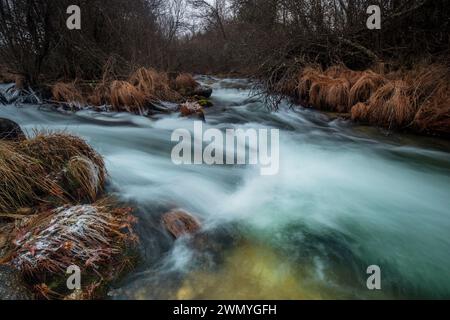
324, 65, 347, 78
366, 80, 415, 128
298, 67, 324, 100
325, 65, 363, 86
66, 156, 104, 202
129, 68, 160, 97
110, 80, 146, 114
51, 67, 193, 111
87, 81, 110, 106
129, 68, 181, 102
351, 102, 370, 122
325, 78, 351, 112
413, 84, 450, 135
309, 79, 329, 110
0, 132, 108, 213
308, 76, 350, 112
52, 82, 84, 104
175, 73, 198, 92
18, 132, 105, 177
293, 63, 450, 135
0, 142, 63, 213
17, 132, 106, 202
349, 71, 387, 107
8, 201, 137, 276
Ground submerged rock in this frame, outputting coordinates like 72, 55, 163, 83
0, 265, 33, 300
162, 209, 202, 239
193, 85, 213, 98
0, 118, 25, 141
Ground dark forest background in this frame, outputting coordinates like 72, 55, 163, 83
0, 0, 449, 84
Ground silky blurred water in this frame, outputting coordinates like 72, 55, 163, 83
1, 78, 450, 299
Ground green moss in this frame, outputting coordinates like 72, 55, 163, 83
197, 99, 213, 108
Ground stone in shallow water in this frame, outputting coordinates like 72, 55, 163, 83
193, 85, 213, 99
0, 265, 33, 300
162, 209, 201, 239
0, 118, 25, 141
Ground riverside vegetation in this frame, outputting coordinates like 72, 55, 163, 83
0, 130, 138, 299
0, 0, 449, 300
276, 63, 450, 137
0, 71, 209, 299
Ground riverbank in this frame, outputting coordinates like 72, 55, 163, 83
2, 63, 448, 139
0, 116, 208, 300
0, 126, 138, 299
266, 63, 450, 138
0, 129, 135, 299
0, 67, 213, 117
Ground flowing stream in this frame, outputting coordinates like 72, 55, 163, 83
1, 78, 450, 299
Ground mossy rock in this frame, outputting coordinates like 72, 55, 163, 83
197, 99, 214, 108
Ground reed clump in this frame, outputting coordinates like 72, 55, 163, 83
298, 67, 325, 101
87, 81, 110, 106
0, 132, 107, 213
52, 82, 84, 104
413, 83, 450, 135
365, 80, 415, 128
7, 132, 107, 205
129, 68, 181, 102
0, 142, 61, 213
8, 201, 137, 285
351, 102, 370, 122
65, 156, 104, 202
48, 67, 200, 115
325, 78, 351, 112
294, 63, 450, 135
175, 73, 198, 94
349, 71, 387, 106
18, 132, 105, 178
110, 80, 146, 114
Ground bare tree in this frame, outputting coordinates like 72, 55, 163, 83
188, 0, 229, 40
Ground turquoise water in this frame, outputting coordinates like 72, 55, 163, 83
1, 79, 450, 299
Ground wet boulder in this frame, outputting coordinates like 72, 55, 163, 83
162, 209, 202, 239
0, 118, 25, 141
193, 85, 213, 98
0, 265, 33, 300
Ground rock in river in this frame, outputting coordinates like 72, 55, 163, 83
193, 85, 213, 98
0, 118, 25, 141
162, 209, 202, 239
